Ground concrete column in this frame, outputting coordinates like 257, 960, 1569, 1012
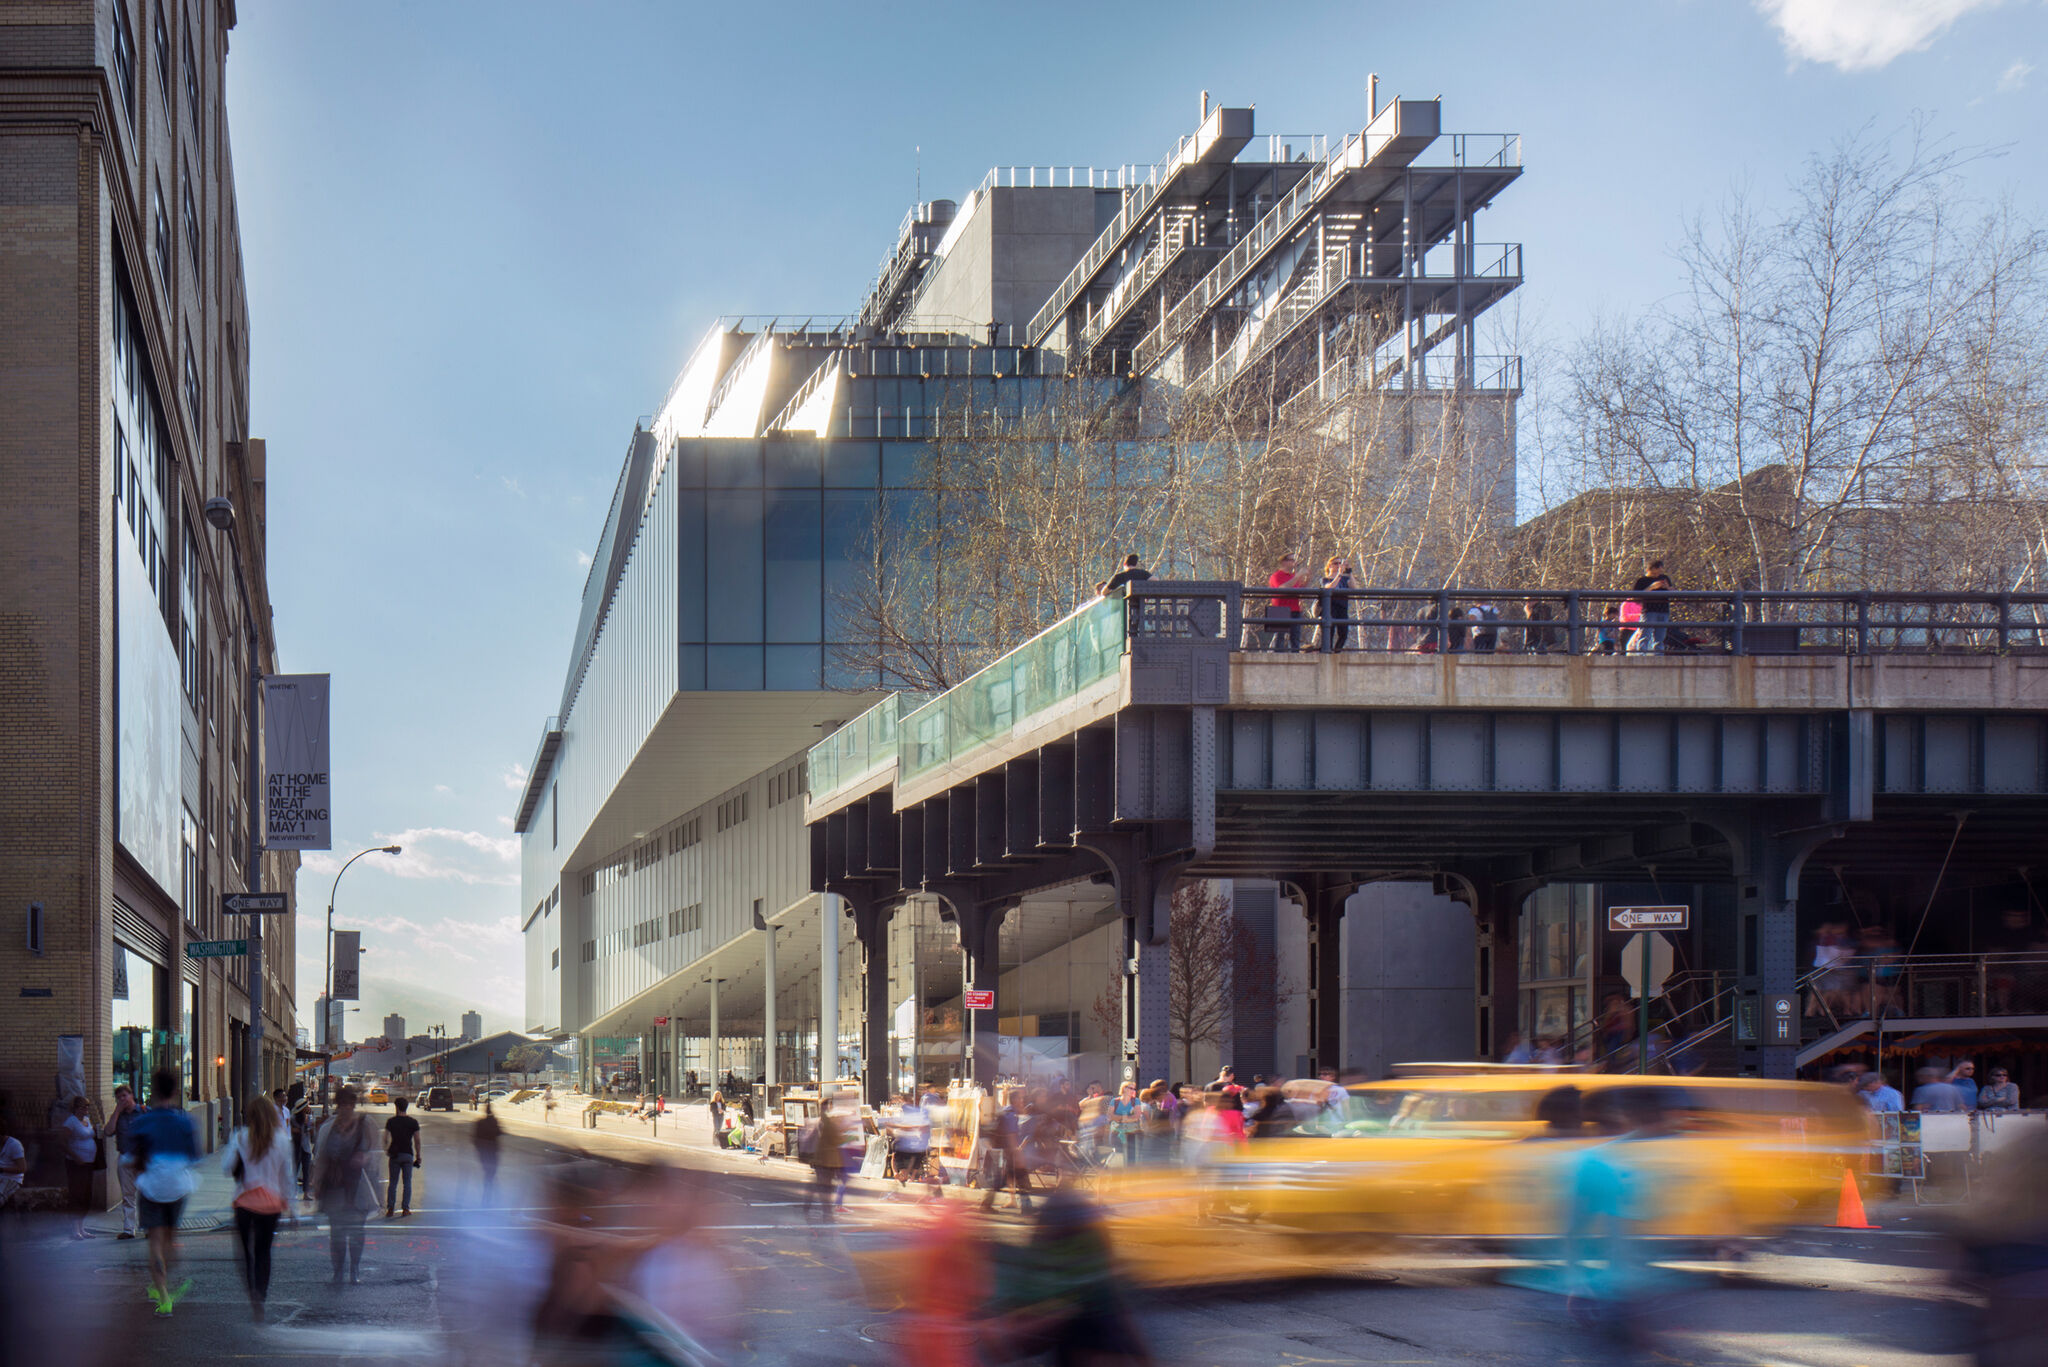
763, 923, 778, 1087
819, 893, 840, 1083
708, 976, 720, 1091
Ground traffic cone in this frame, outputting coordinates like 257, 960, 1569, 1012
1834, 1168, 1878, 1229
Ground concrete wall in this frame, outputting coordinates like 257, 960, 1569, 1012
903, 187, 1109, 331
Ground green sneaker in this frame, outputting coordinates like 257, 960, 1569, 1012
163, 1279, 192, 1311
147, 1285, 163, 1309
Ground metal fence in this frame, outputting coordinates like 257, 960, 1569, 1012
1155, 585, 2048, 656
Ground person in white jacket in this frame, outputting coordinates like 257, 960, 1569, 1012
221, 1093, 293, 1321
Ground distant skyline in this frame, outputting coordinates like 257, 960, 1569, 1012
222, 0, 2046, 1035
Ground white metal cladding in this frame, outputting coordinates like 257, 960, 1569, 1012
566, 754, 815, 1031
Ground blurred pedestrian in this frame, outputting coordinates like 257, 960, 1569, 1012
993, 1190, 1152, 1365
223, 1090, 291, 1320
1948, 1060, 1980, 1110
0, 1113, 25, 1208
384, 1095, 422, 1217
1522, 597, 1558, 653
1856, 1071, 1903, 1113
313, 1085, 377, 1285
102, 1082, 142, 1237
709, 1089, 726, 1144
59, 1095, 99, 1240
1110, 1082, 1141, 1166
291, 1101, 314, 1198
805, 1102, 845, 1222
131, 1067, 202, 1315
1912, 1066, 1967, 1113
474, 1100, 503, 1198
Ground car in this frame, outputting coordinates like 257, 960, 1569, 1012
423, 1085, 454, 1111
363, 1083, 390, 1105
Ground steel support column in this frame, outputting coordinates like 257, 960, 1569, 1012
1442, 874, 1529, 1060
956, 902, 1008, 1087
849, 898, 894, 1107
1290, 875, 1357, 1076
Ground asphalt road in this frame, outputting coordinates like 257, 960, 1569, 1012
0, 1103, 1989, 1366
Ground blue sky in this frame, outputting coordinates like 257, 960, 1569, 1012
223, 0, 2046, 1039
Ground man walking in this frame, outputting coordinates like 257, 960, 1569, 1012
130, 1067, 202, 1316
102, 1083, 143, 1238
1630, 560, 1674, 654
383, 1096, 422, 1217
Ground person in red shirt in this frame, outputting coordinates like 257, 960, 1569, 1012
1267, 553, 1309, 651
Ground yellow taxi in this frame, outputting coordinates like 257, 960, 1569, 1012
363, 1083, 390, 1105
1091, 1071, 1867, 1288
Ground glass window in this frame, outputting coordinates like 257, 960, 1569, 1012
705, 492, 763, 642
822, 441, 879, 488
706, 645, 762, 691
763, 439, 820, 488
112, 943, 165, 1098
765, 645, 822, 690
882, 441, 932, 488
678, 644, 706, 691
153, 6, 169, 105
704, 440, 761, 489
110, 1, 136, 120
825, 645, 881, 691
677, 490, 705, 642
764, 491, 821, 643
671, 439, 705, 486
181, 979, 199, 1098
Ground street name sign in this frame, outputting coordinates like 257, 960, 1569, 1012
188, 939, 248, 959
221, 892, 288, 915
1608, 905, 1690, 932
963, 989, 995, 1011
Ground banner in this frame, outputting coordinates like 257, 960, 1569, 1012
332, 930, 361, 1000
263, 674, 331, 850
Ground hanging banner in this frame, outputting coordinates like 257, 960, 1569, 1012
263, 673, 331, 849
332, 930, 361, 1000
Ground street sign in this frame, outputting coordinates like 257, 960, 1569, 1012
221, 892, 288, 915
1618, 932, 1676, 998
187, 938, 248, 959
653, 1016, 669, 1027
1608, 904, 1689, 932
963, 989, 995, 1011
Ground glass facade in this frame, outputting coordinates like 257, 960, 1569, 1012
111, 942, 169, 1097
1518, 884, 1595, 1049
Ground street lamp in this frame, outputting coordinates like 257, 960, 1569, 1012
322, 844, 401, 1111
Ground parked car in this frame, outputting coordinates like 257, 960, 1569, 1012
423, 1085, 455, 1111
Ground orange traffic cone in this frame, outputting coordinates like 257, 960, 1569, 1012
1835, 1168, 1878, 1229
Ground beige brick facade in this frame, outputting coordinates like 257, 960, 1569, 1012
2, 1, 298, 1156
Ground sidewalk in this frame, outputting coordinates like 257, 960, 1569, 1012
83, 1161, 236, 1237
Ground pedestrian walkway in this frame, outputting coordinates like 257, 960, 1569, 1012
83, 1162, 234, 1237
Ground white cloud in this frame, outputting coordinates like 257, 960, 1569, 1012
300, 827, 519, 888
1756, 0, 2000, 71
574, 549, 594, 570
501, 475, 527, 499
1999, 57, 2034, 90
433, 783, 452, 794
501, 762, 529, 793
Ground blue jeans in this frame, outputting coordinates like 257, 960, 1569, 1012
385, 1156, 413, 1213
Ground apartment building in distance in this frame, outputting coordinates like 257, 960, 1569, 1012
1, 2, 298, 1148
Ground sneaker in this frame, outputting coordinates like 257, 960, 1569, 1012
164, 1280, 192, 1311
117, 1231, 136, 1240
147, 1286, 164, 1310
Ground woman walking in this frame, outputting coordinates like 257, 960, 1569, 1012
708, 1090, 726, 1145
223, 1091, 292, 1320
60, 1095, 100, 1240
312, 1086, 378, 1286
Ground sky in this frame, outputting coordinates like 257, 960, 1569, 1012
221, 0, 2048, 1041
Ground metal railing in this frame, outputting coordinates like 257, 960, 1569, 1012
805, 694, 910, 807
1210, 586, 2048, 657
1807, 952, 2048, 1026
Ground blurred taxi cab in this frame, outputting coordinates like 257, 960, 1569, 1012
1093, 1071, 1867, 1288
363, 1082, 390, 1105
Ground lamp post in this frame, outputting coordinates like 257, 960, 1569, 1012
201, 497, 265, 1116
322, 845, 401, 1112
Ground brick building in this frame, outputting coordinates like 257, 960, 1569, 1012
1, 2, 296, 1152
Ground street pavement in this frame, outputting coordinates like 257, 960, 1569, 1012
1, 1100, 1989, 1366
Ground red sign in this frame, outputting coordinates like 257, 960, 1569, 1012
653, 1016, 669, 1027
963, 990, 995, 1011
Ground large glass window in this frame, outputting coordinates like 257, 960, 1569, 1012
764, 491, 821, 643
705, 492, 763, 642
181, 979, 199, 1098
706, 645, 762, 691
765, 645, 821, 690
111, 943, 167, 1098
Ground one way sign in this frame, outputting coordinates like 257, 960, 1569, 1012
221, 892, 289, 915
1608, 904, 1689, 932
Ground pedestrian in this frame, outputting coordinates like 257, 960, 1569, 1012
886, 1094, 939, 1200
1855, 1071, 1903, 1113
1948, 1061, 1980, 1111
59, 1095, 100, 1240
271, 1088, 291, 1132
1598, 603, 1621, 655
544, 1086, 558, 1124
130, 1066, 202, 1316
1266, 552, 1309, 651
1630, 559, 1673, 654
0, 1113, 25, 1209
1912, 1065, 1967, 1113
291, 1101, 314, 1198
1522, 597, 1559, 654
806, 1103, 845, 1223
1109, 1082, 1140, 1166
223, 1090, 291, 1321
473, 1100, 502, 1199
1978, 1067, 2021, 1111
102, 1082, 143, 1237
383, 1094, 422, 1217
1321, 556, 1356, 652
709, 1089, 726, 1144
1469, 601, 1501, 653
312, 1085, 378, 1285
1503, 1032, 1534, 1065
1099, 553, 1151, 597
